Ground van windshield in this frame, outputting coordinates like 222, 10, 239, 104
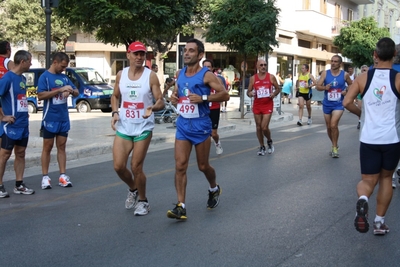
74, 69, 107, 85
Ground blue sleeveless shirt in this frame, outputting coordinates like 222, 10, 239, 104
177, 66, 211, 118
323, 70, 346, 106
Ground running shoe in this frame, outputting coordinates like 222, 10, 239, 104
215, 141, 223, 155
257, 146, 266, 156
167, 203, 187, 220
13, 183, 35, 195
207, 184, 221, 209
134, 201, 150, 216
41, 176, 52, 190
297, 120, 303, 126
59, 175, 72, 187
329, 146, 339, 156
373, 221, 390, 235
331, 147, 339, 158
125, 189, 138, 210
307, 117, 312, 125
267, 140, 274, 154
0, 185, 9, 198
354, 198, 369, 233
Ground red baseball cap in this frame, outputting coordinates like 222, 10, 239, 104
128, 41, 147, 53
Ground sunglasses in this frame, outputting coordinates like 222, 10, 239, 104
259, 64, 267, 67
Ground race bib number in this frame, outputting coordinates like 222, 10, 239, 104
256, 88, 270, 98
177, 96, 199, 118
327, 89, 341, 101
17, 94, 28, 112
122, 101, 145, 123
52, 88, 68, 105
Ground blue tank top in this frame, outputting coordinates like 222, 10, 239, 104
177, 66, 210, 118
323, 70, 346, 106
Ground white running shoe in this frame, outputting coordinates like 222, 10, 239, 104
59, 175, 72, 187
215, 141, 223, 155
134, 201, 151, 216
41, 176, 52, 189
125, 189, 138, 210
307, 118, 312, 125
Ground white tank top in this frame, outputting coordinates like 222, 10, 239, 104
360, 69, 400, 144
116, 67, 154, 136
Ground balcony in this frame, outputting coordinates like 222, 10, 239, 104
294, 10, 333, 38
349, 0, 374, 4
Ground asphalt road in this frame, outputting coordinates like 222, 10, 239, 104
0, 110, 399, 267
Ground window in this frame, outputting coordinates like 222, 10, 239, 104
278, 35, 292, 45
298, 39, 311, 49
347, 9, 353, 21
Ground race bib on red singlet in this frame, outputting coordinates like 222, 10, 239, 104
122, 101, 145, 123
256, 86, 271, 98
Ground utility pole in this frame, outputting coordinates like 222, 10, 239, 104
45, 0, 52, 69
42, 0, 59, 68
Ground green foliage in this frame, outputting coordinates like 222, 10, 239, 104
205, 0, 279, 56
0, 0, 73, 51
56, 0, 195, 53
182, 0, 217, 35
333, 17, 390, 67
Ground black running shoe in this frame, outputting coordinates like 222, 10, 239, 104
207, 184, 221, 209
167, 203, 187, 220
354, 199, 369, 233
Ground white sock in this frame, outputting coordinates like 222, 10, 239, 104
359, 195, 368, 202
209, 186, 219, 192
180, 203, 185, 209
375, 215, 384, 223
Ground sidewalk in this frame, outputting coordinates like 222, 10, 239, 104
4, 96, 311, 173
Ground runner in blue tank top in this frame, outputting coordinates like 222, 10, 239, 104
316, 55, 352, 158
167, 38, 230, 220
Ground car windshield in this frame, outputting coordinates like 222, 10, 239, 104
74, 69, 107, 85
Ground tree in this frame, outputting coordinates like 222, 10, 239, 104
333, 17, 390, 67
56, 0, 195, 82
0, 0, 73, 51
205, 0, 280, 118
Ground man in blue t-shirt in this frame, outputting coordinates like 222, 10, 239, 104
0, 50, 34, 198
37, 52, 78, 190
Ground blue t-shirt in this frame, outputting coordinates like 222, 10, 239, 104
0, 71, 29, 128
38, 71, 76, 122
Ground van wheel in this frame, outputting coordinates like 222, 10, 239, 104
28, 102, 37, 113
76, 101, 91, 113
101, 108, 112, 113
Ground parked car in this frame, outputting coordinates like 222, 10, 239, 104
23, 67, 113, 113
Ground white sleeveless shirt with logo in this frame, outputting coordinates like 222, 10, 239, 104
360, 69, 400, 144
116, 67, 154, 136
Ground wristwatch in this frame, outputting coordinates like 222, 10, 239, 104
202, 95, 208, 101
112, 111, 119, 117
